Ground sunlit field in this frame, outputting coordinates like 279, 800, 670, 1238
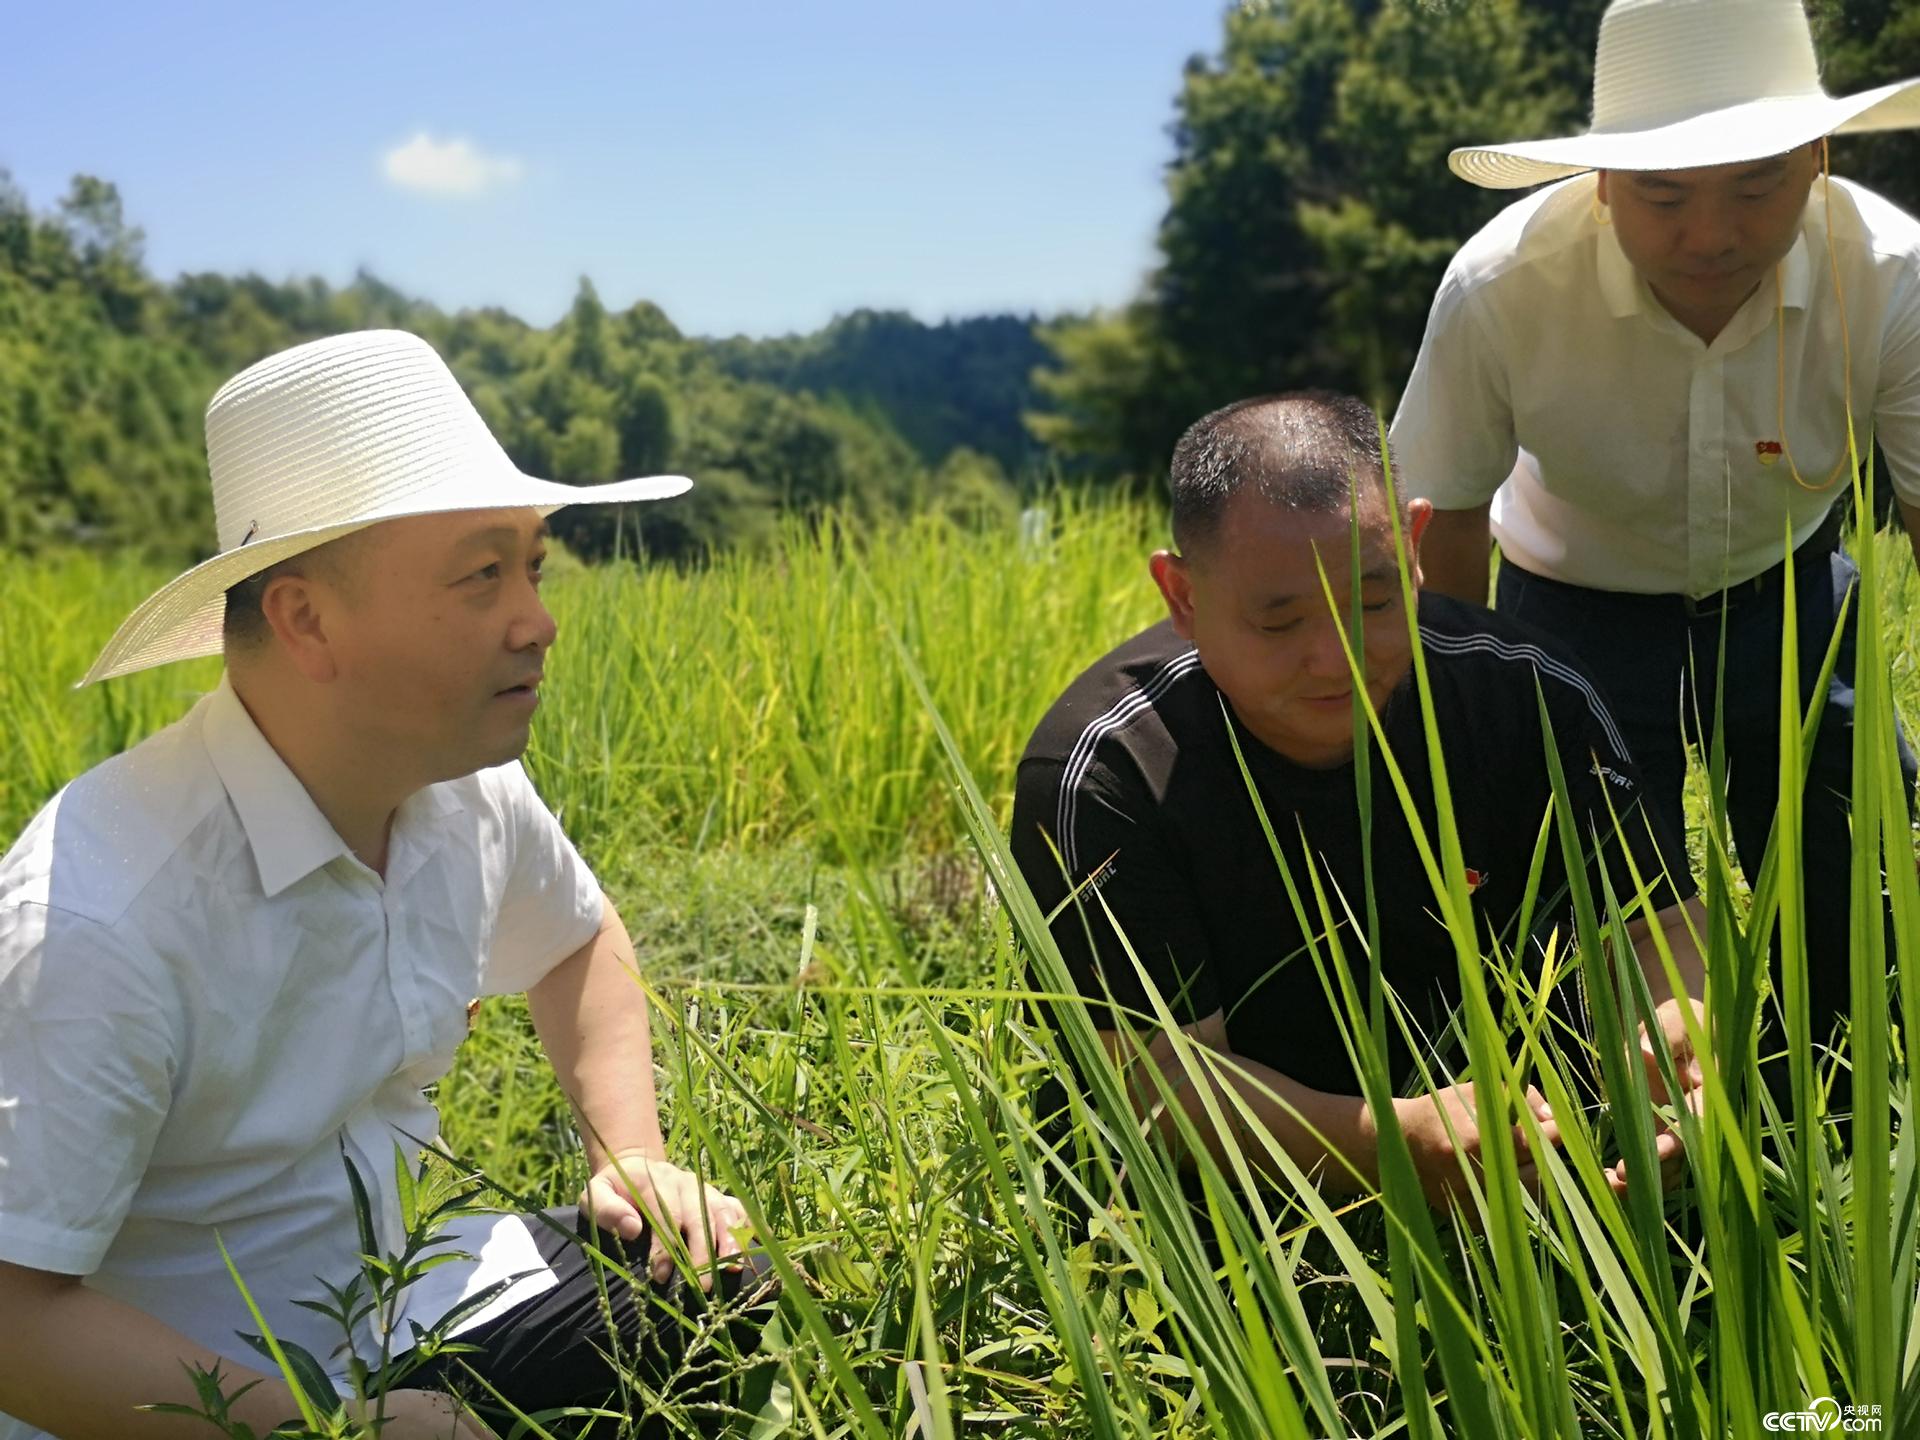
6, 488, 1919, 1438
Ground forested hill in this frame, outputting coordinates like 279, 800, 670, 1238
706, 311, 1050, 477
0, 174, 1041, 567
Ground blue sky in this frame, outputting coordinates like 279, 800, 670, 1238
2, 2, 1229, 337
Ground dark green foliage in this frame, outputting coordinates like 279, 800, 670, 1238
0, 175, 215, 558
0, 181, 1025, 566
706, 309, 1050, 477
1814, 0, 1920, 199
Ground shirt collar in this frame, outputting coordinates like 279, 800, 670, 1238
202, 674, 468, 896
1596, 227, 1642, 321
202, 675, 353, 897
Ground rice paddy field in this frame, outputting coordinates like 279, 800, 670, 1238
5, 488, 1920, 1439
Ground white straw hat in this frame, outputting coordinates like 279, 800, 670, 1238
81, 329, 691, 685
1449, 0, 1920, 189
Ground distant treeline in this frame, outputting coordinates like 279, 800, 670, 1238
7, 0, 1918, 565
0, 173, 1050, 565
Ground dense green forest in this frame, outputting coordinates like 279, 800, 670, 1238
6, 0, 1918, 564
707, 309, 1050, 477
0, 172, 1033, 564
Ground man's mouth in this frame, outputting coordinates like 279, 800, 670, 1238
497, 673, 543, 698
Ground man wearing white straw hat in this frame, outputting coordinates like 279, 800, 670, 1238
0, 331, 775, 1440
1391, 0, 1920, 1124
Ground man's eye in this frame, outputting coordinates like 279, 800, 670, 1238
1361, 599, 1394, 614
1259, 619, 1302, 636
470, 562, 502, 582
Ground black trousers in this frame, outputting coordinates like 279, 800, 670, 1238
406, 1207, 779, 1438
1495, 537, 1915, 1120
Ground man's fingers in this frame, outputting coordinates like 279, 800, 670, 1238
583, 1176, 649, 1244
604, 1196, 646, 1244
1637, 1035, 1674, 1104
1609, 1128, 1687, 1194
1660, 1148, 1687, 1190
681, 1191, 754, 1290
710, 1196, 749, 1259
1640, 1024, 1708, 1101
1653, 1127, 1686, 1188
1514, 1114, 1562, 1150
676, 1181, 715, 1281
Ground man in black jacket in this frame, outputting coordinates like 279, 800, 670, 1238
1011, 391, 1707, 1206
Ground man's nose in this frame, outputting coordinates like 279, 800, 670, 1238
1302, 622, 1350, 677
1679, 201, 1740, 260
515, 587, 558, 653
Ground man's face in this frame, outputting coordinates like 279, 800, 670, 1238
1598, 144, 1820, 329
1153, 489, 1426, 769
324, 507, 555, 783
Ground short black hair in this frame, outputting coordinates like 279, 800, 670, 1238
221, 537, 361, 651
222, 557, 306, 650
1168, 390, 1392, 555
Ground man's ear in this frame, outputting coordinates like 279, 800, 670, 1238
1149, 549, 1198, 641
1405, 498, 1435, 591
259, 571, 341, 683
1595, 169, 1611, 206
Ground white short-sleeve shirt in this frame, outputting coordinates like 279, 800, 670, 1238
1389, 174, 1920, 597
0, 676, 605, 1436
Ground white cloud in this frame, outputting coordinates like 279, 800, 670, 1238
381, 132, 524, 197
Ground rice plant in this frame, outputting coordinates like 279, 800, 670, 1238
3, 480, 1915, 1436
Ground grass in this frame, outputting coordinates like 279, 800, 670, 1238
4, 486, 1918, 1437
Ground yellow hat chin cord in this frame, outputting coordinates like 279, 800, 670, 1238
1775, 139, 1852, 493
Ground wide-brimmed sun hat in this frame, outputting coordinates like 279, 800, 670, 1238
80, 329, 691, 685
1449, 0, 1920, 189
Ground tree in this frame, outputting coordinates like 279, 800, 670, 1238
1812, 0, 1920, 211
1025, 306, 1167, 486
615, 371, 677, 476
563, 277, 611, 384
57, 175, 152, 334
57, 175, 144, 270
706, 309, 1050, 476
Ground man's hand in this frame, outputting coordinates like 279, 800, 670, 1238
354, 1389, 495, 1440
582, 1151, 752, 1289
1606, 995, 1706, 1195
1388, 1080, 1561, 1209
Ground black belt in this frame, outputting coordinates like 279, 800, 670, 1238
1680, 505, 1844, 619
